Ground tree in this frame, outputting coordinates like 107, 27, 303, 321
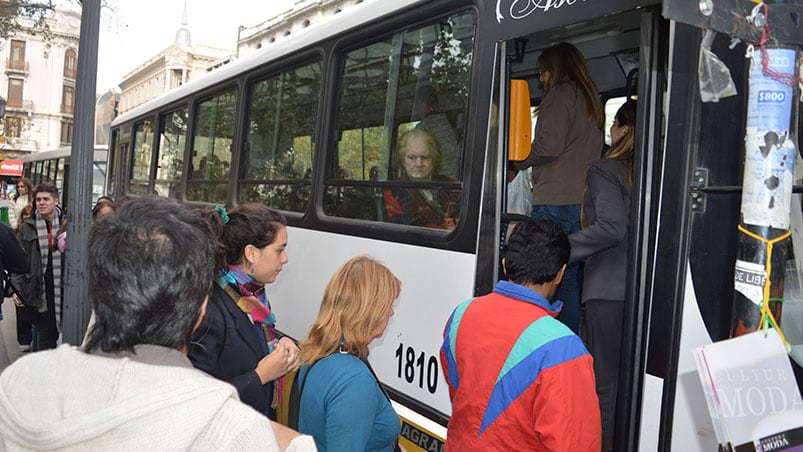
0, 0, 55, 43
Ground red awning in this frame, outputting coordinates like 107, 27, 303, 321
0, 160, 23, 176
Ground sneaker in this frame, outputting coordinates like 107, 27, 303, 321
18, 344, 31, 353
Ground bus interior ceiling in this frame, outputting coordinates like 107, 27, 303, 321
507, 9, 643, 102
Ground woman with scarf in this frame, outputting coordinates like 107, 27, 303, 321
384, 128, 459, 229
189, 203, 299, 419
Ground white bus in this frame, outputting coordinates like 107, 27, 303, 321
22, 145, 108, 208
108, 1, 803, 450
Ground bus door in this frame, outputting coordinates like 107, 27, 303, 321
497, 4, 669, 451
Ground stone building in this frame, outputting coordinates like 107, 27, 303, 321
0, 8, 81, 159
117, 5, 234, 115
236, 0, 368, 57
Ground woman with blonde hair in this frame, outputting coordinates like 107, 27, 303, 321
569, 99, 637, 451
514, 41, 605, 333
297, 256, 402, 452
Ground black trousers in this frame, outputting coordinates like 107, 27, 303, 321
15, 304, 36, 346
583, 299, 624, 452
37, 252, 58, 350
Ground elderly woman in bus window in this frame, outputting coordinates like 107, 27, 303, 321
383, 128, 459, 229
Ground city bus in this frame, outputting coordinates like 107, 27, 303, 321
22, 145, 109, 208
107, 1, 803, 450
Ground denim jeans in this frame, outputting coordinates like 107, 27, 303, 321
530, 204, 581, 333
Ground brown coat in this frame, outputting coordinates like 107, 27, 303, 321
516, 81, 603, 205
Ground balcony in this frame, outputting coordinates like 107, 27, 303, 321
6, 99, 34, 113
5, 59, 29, 75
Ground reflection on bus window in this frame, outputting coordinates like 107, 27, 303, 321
130, 119, 154, 195
324, 10, 475, 227
239, 61, 321, 212
188, 89, 237, 203
156, 107, 188, 198
92, 162, 107, 203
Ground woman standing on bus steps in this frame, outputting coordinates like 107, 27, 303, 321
189, 204, 300, 420
297, 256, 403, 452
569, 99, 637, 452
514, 41, 604, 334
8, 178, 32, 231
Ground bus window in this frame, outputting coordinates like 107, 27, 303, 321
239, 61, 321, 212
324, 10, 475, 227
155, 107, 188, 198
130, 120, 154, 195
56, 158, 65, 194
92, 161, 106, 204
187, 89, 237, 203
107, 130, 119, 196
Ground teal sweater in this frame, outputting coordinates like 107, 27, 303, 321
298, 353, 399, 452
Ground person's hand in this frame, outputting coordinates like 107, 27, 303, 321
12, 294, 24, 308
255, 339, 300, 384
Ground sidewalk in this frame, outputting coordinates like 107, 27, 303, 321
0, 297, 22, 372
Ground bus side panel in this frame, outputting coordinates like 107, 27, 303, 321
269, 227, 477, 417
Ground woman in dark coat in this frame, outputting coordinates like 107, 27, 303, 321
189, 204, 299, 419
569, 99, 637, 452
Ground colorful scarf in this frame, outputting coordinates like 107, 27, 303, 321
35, 210, 61, 321
215, 265, 284, 407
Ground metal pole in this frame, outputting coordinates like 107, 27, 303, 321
731, 46, 798, 338
62, 0, 101, 345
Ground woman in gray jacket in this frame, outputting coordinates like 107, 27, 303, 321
569, 99, 636, 452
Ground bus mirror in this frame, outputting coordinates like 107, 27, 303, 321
508, 79, 531, 162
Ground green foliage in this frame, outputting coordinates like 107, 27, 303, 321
0, 1, 54, 44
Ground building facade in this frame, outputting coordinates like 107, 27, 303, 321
117, 7, 233, 115
0, 8, 81, 160
236, 0, 368, 58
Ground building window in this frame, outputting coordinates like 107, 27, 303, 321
63, 49, 77, 78
61, 85, 74, 114
7, 79, 23, 108
8, 40, 25, 71
60, 120, 73, 144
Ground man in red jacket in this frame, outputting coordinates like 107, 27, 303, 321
441, 219, 601, 451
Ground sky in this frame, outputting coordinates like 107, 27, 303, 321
95, 0, 294, 91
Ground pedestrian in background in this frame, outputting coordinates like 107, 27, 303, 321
8, 177, 32, 231
0, 221, 28, 323
11, 182, 63, 351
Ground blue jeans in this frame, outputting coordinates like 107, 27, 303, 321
531, 204, 581, 333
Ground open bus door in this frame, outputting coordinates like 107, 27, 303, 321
498, 4, 669, 450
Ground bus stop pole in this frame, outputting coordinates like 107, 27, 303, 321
730, 45, 798, 339
62, 0, 101, 345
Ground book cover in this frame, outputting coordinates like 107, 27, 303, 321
694, 329, 803, 451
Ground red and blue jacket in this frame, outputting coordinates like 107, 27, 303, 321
440, 280, 601, 451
